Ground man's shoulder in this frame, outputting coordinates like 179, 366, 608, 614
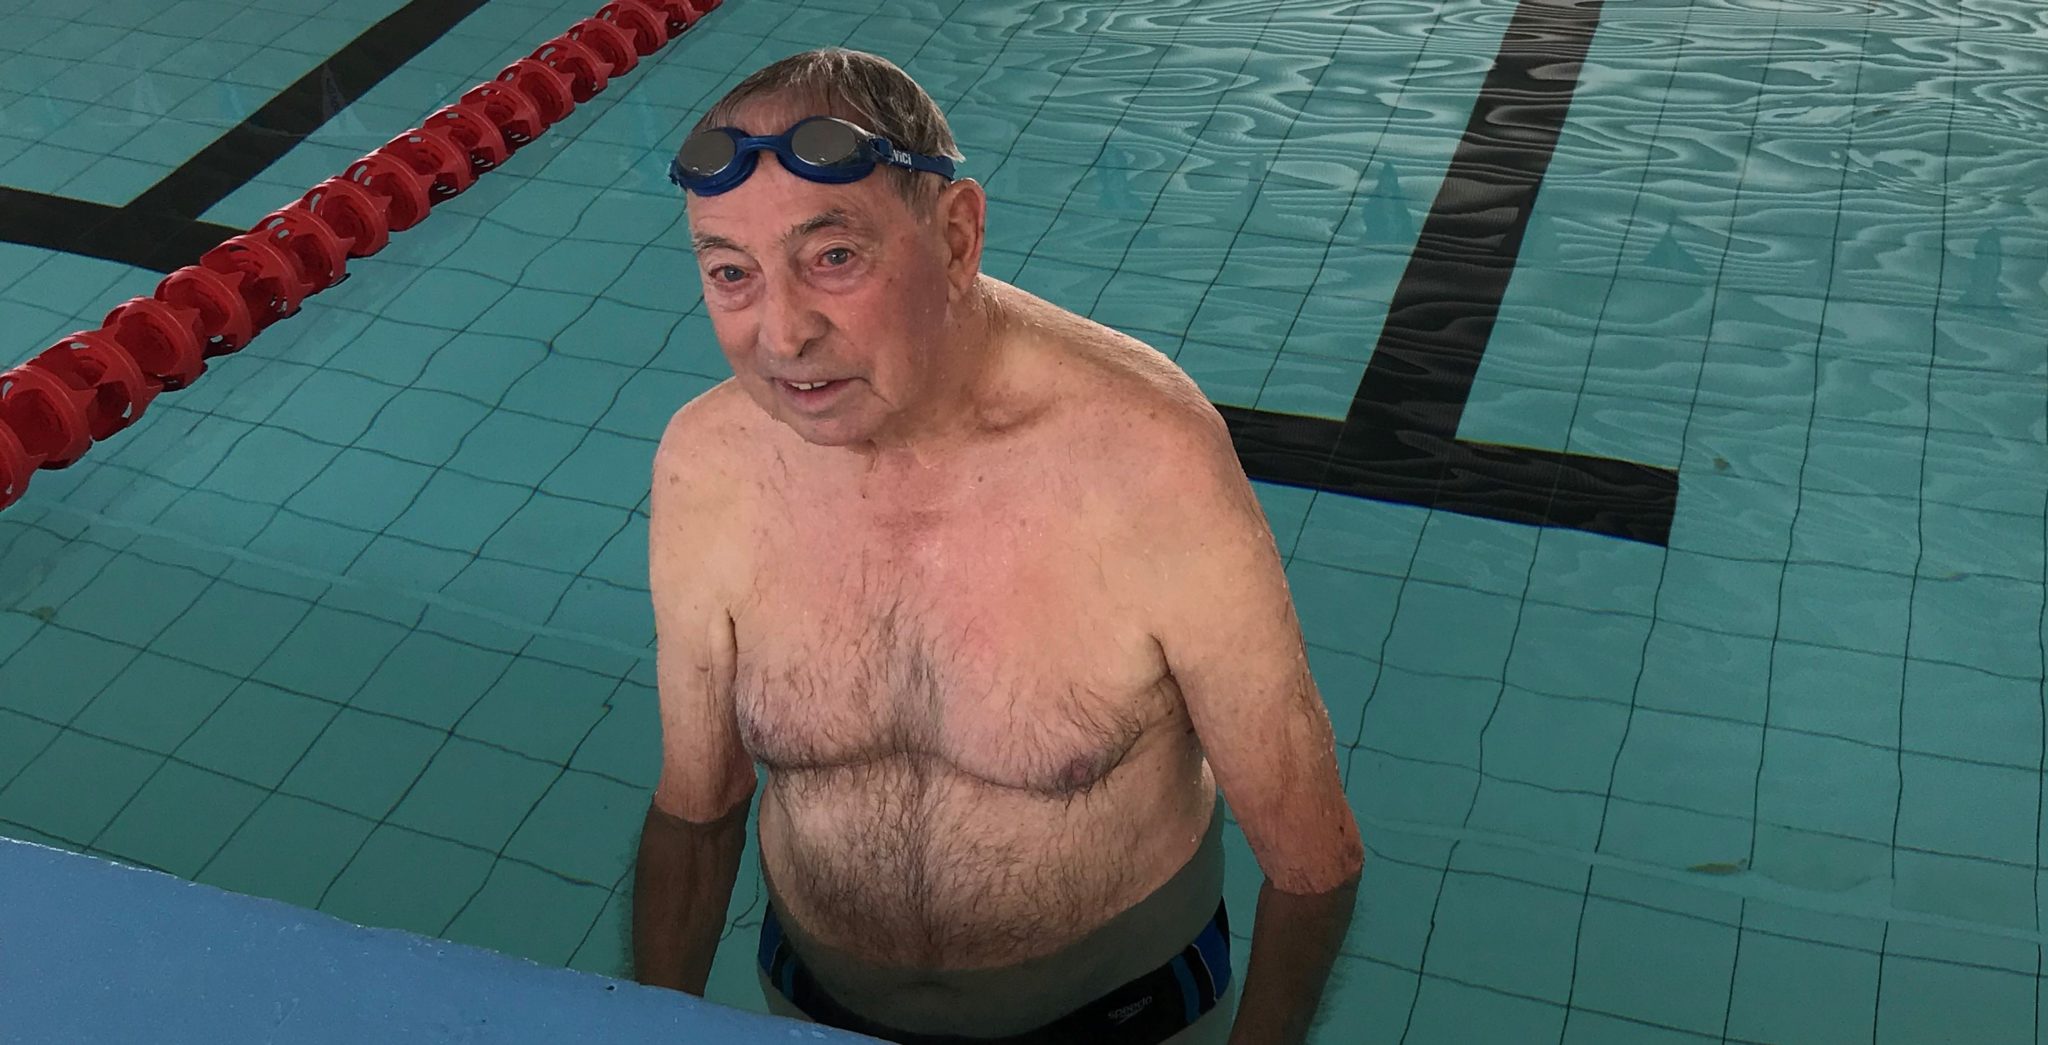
1008, 298, 1256, 533
1056, 329, 1236, 486
1057, 342, 1266, 601
665, 375, 745, 431
653, 378, 756, 501
1001, 289, 1224, 456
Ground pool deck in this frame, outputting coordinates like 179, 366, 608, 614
0, 835, 871, 1044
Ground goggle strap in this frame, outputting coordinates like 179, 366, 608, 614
870, 140, 955, 178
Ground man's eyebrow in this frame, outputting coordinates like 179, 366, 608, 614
691, 209, 868, 256
692, 232, 744, 254
787, 208, 860, 242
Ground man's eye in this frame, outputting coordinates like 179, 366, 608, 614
821, 248, 853, 266
713, 265, 746, 282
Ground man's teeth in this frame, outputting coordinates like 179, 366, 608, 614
789, 381, 830, 390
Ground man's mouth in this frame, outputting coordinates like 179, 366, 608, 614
779, 378, 851, 402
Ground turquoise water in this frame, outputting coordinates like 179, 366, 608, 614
2, 0, 2047, 1040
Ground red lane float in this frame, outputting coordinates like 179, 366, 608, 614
300, 176, 390, 258
0, 362, 95, 471
529, 35, 611, 103
29, 331, 159, 444
0, 0, 730, 513
199, 234, 307, 332
0, 416, 30, 510
341, 150, 433, 232
425, 102, 512, 173
498, 57, 577, 127
380, 125, 476, 201
101, 297, 205, 390
598, 0, 670, 54
639, 0, 701, 38
459, 82, 546, 150
569, 17, 639, 77
155, 264, 255, 356
253, 206, 351, 296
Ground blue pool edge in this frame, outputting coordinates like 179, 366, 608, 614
0, 835, 871, 1043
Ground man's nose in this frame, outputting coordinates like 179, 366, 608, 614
757, 278, 831, 360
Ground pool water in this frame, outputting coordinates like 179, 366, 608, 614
2, 0, 2046, 1041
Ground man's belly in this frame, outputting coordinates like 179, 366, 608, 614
756, 774, 1224, 1035
760, 764, 1210, 959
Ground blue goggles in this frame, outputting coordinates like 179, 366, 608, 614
668, 116, 958, 197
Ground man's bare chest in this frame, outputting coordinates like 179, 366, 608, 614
729, 489, 1179, 795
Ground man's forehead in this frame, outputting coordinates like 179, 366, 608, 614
725, 103, 798, 134
708, 95, 833, 134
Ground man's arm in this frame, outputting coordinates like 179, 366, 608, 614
633, 402, 760, 994
1136, 394, 1366, 1045
633, 798, 751, 993
1231, 875, 1360, 1043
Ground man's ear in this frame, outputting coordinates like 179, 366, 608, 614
935, 178, 986, 299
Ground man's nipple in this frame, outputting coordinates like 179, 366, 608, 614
1057, 755, 1106, 794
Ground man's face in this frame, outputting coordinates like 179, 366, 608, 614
684, 109, 959, 449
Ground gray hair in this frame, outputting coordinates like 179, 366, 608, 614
689, 48, 964, 206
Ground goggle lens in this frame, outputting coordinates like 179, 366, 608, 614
789, 118, 863, 167
677, 129, 738, 178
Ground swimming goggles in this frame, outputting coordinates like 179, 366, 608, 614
668, 115, 958, 196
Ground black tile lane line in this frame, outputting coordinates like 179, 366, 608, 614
1227, 0, 1680, 546
3, 0, 1680, 544
124, 0, 494, 234
0, 0, 492, 273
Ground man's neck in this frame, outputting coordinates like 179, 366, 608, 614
850, 280, 1010, 473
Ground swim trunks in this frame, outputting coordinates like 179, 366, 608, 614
757, 899, 1233, 1045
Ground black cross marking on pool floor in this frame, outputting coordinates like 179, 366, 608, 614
1221, 0, 1677, 545
0, 0, 489, 271
0, 0, 1677, 545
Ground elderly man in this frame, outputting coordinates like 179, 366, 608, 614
632, 47, 1363, 1045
